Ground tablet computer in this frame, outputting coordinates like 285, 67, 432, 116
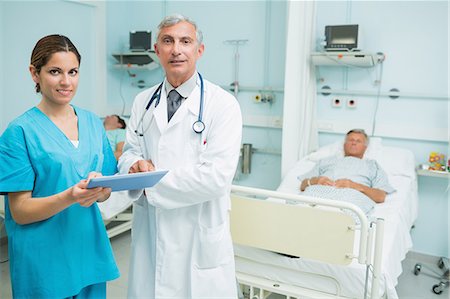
87, 170, 168, 192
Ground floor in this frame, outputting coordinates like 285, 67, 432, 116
1, 231, 449, 299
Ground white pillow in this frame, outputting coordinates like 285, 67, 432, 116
307, 137, 383, 162
363, 137, 383, 159
307, 141, 343, 162
372, 146, 416, 178
277, 160, 315, 193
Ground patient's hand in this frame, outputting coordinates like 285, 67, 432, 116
334, 179, 355, 189
317, 176, 334, 186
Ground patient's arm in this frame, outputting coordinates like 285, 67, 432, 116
300, 176, 334, 191
114, 141, 125, 160
334, 179, 387, 203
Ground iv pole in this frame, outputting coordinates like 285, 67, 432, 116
224, 39, 248, 98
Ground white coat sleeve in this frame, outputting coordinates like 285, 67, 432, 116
117, 88, 159, 185
149, 90, 242, 209
117, 93, 148, 199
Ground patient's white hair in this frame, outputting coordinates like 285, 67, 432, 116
346, 129, 369, 145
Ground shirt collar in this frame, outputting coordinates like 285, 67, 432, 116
164, 72, 198, 99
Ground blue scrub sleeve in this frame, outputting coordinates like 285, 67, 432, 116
0, 124, 35, 195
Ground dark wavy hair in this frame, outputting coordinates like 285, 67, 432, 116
114, 114, 127, 129
30, 34, 81, 93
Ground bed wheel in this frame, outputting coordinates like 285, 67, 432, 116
414, 263, 421, 275
432, 283, 444, 295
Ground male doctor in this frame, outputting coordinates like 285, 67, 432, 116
118, 14, 242, 298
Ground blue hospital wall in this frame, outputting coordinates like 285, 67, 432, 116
0, 1, 102, 132
105, 1, 287, 190
315, 1, 449, 257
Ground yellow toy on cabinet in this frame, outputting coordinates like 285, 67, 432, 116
428, 152, 446, 171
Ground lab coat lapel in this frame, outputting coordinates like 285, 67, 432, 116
153, 87, 169, 133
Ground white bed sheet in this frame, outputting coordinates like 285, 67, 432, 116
234, 143, 418, 299
97, 190, 134, 220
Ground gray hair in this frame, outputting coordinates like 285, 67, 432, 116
346, 129, 369, 145
157, 14, 203, 45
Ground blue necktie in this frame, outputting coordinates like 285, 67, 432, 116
167, 89, 182, 121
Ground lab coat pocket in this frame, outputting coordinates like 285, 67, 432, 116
187, 135, 207, 162
195, 221, 233, 269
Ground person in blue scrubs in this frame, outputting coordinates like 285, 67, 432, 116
0, 35, 119, 298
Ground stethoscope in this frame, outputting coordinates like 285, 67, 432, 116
135, 73, 205, 136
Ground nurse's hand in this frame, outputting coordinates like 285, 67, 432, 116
129, 159, 155, 173
70, 172, 112, 207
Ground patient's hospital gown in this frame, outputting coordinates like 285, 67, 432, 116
300, 156, 395, 214
0, 106, 119, 298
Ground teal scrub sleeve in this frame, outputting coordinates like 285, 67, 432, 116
0, 124, 35, 195
101, 129, 118, 176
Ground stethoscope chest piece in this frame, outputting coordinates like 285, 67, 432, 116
192, 120, 205, 134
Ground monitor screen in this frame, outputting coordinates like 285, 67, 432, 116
130, 31, 152, 52
325, 25, 358, 50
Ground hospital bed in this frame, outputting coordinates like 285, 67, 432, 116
98, 191, 134, 238
231, 139, 418, 299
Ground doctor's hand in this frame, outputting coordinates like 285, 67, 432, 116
69, 172, 112, 207
129, 159, 155, 173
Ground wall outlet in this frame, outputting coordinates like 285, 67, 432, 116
253, 94, 262, 103
347, 99, 357, 108
261, 93, 274, 103
332, 98, 342, 107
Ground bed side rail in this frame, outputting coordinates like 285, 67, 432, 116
230, 185, 370, 265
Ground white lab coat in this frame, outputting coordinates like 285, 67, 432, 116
119, 75, 242, 298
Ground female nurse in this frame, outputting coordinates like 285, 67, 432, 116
0, 35, 119, 298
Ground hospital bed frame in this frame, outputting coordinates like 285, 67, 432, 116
105, 207, 132, 239
230, 185, 385, 299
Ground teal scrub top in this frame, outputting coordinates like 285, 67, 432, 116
0, 106, 120, 298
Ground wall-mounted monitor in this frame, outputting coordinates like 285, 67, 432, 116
325, 25, 358, 51
130, 31, 152, 52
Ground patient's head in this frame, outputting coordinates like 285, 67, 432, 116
344, 129, 369, 158
104, 114, 126, 130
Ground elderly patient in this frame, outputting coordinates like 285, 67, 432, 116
300, 129, 395, 214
